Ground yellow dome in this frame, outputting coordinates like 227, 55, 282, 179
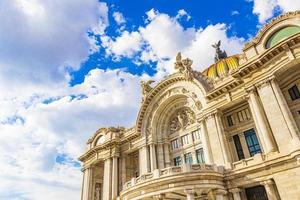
203, 55, 239, 80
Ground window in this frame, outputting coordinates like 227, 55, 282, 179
288, 85, 300, 101
227, 115, 234, 127
244, 129, 261, 156
96, 135, 105, 145
233, 134, 245, 160
184, 153, 193, 164
245, 185, 268, 200
196, 148, 205, 163
237, 108, 251, 122
171, 139, 180, 150
181, 134, 190, 146
174, 156, 182, 166
192, 129, 201, 141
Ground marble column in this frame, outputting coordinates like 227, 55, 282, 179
229, 188, 242, 200
112, 156, 118, 199
121, 156, 126, 188
150, 144, 157, 171
215, 189, 226, 200
247, 87, 277, 153
200, 120, 213, 164
103, 158, 112, 200
163, 143, 171, 167
214, 112, 231, 166
81, 166, 92, 200
156, 143, 165, 169
185, 189, 195, 200
261, 179, 280, 200
139, 145, 150, 174
270, 78, 300, 140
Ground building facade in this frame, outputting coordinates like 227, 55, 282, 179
79, 11, 300, 200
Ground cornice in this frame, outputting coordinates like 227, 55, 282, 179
243, 11, 300, 50
206, 32, 300, 101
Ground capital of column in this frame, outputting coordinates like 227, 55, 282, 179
153, 194, 166, 200
260, 179, 275, 186
229, 188, 241, 193
81, 165, 91, 172
244, 85, 257, 94
184, 188, 195, 194
214, 189, 227, 196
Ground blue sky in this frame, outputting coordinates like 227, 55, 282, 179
0, 0, 299, 200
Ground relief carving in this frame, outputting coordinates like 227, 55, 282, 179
170, 108, 196, 133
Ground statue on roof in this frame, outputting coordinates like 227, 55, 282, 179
141, 80, 155, 102
212, 40, 227, 62
174, 52, 194, 80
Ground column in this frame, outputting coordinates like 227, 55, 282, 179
81, 166, 92, 200
121, 156, 126, 188
153, 194, 166, 200
111, 156, 118, 199
103, 158, 112, 200
215, 113, 231, 166
150, 144, 157, 171
214, 189, 226, 200
200, 120, 213, 164
261, 179, 280, 200
270, 78, 300, 140
163, 143, 171, 167
185, 189, 195, 200
156, 143, 165, 169
247, 87, 277, 153
139, 145, 150, 174
229, 188, 241, 200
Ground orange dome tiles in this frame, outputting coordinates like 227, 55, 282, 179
203, 55, 239, 80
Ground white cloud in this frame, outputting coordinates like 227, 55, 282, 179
176, 9, 191, 20
0, 0, 108, 91
276, 0, 300, 12
101, 9, 244, 77
252, 0, 277, 23
113, 11, 126, 25
231, 10, 240, 16
251, 0, 300, 24
102, 31, 143, 59
0, 69, 143, 200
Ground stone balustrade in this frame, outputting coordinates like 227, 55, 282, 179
122, 163, 224, 190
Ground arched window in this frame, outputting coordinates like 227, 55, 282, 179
266, 26, 300, 49
96, 135, 105, 146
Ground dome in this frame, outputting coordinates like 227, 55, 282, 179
203, 55, 239, 80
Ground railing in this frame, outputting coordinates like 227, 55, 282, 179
122, 163, 224, 190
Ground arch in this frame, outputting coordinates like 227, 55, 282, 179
265, 26, 300, 48
136, 74, 208, 141
243, 11, 300, 50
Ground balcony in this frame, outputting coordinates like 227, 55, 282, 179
120, 164, 225, 200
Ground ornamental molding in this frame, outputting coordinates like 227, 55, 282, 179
243, 11, 300, 50
136, 75, 208, 136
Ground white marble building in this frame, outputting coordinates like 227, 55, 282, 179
79, 11, 300, 200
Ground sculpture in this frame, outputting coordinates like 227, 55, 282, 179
141, 80, 155, 102
170, 108, 196, 133
174, 52, 194, 80
212, 40, 227, 62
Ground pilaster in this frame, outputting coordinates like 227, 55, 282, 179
261, 179, 280, 200
246, 86, 277, 154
